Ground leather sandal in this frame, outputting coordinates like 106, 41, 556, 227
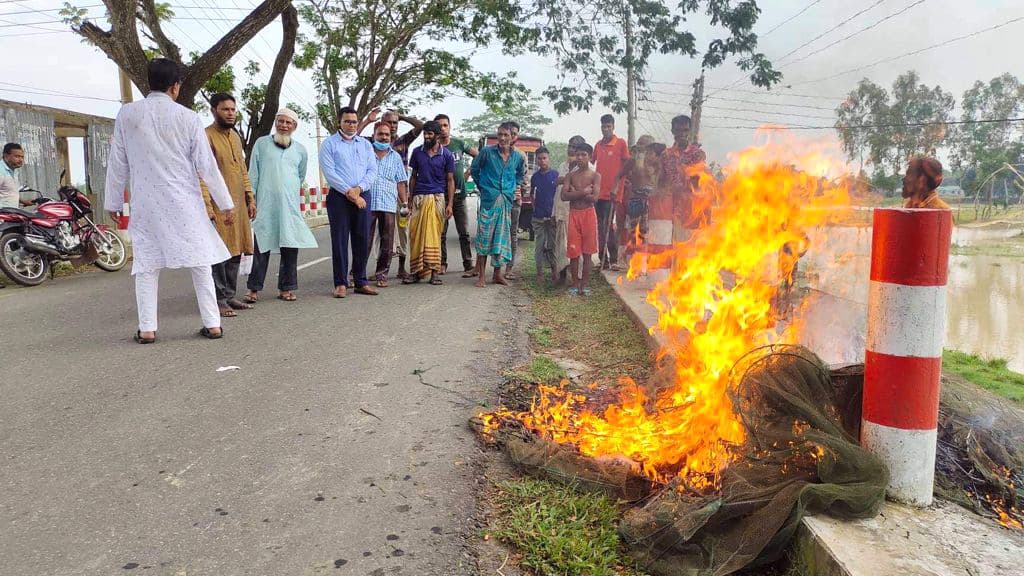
198, 327, 223, 339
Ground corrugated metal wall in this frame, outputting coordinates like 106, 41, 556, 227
86, 122, 114, 222
0, 105, 59, 194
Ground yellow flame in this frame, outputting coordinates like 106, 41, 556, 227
486, 134, 855, 489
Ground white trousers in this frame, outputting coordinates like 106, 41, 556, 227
135, 266, 220, 332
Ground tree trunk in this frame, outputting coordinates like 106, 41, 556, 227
72, 0, 292, 109
243, 4, 299, 161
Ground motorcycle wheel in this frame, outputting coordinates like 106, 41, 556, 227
0, 232, 50, 286
92, 229, 127, 272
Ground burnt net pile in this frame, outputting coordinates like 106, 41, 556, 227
474, 345, 890, 575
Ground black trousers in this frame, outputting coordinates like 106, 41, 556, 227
441, 193, 473, 270
212, 254, 241, 307
326, 189, 371, 288
368, 211, 396, 279
247, 237, 299, 292
595, 199, 618, 264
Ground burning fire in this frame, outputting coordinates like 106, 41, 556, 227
485, 134, 853, 489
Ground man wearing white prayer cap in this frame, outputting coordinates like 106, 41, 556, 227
244, 107, 319, 302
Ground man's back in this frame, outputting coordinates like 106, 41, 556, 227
116, 93, 203, 187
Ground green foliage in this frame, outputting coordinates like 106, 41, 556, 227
489, 479, 647, 576
835, 72, 954, 173
543, 142, 569, 172
950, 74, 1024, 198
869, 170, 901, 197
192, 51, 236, 111
484, 0, 780, 114
461, 99, 553, 138
943, 349, 1024, 403
58, 2, 87, 26
294, 0, 526, 133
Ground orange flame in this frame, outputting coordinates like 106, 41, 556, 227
488, 133, 854, 489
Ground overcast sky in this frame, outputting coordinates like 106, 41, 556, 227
0, 0, 1022, 185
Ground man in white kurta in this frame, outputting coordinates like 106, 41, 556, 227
104, 58, 236, 342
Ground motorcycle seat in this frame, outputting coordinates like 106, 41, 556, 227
0, 207, 36, 219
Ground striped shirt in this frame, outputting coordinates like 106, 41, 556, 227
368, 148, 408, 213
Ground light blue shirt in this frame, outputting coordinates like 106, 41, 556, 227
470, 145, 525, 210
368, 148, 408, 213
319, 132, 376, 193
0, 160, 19, 209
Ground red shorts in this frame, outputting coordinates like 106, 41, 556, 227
567, 207, 598, 259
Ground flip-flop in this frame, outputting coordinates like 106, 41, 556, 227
134, 330, 156, 344
242, 294, 258, 303
198, 327, 223, 339
277, 293, 297, 301
402, 277, 421, 285
429, 277, 443, 285
461, 270, 477, 278
376, 279, 389, 288
219, 308, 237, 318
228, 299, 254, 310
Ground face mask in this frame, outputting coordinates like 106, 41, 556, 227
373, 141, 391, 151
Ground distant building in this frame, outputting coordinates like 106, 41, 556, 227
0, 98, 114, 222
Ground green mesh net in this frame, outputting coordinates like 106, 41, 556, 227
473, 345, 1023, 575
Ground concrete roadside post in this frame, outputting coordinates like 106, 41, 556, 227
861, 207, 952, 506
643, 192, 673, 284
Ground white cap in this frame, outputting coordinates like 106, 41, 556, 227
276, 108, 299, 124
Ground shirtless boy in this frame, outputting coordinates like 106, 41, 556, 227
561, 143, 602, 296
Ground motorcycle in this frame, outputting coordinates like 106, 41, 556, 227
0, 179, 127, 286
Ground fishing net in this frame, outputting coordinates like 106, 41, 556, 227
831, 364, 1024, 528
474, 345, 1024, 574
473, 345, 889, 575
619, 345, 887, 575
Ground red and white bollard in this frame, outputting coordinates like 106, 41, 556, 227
861, 207, 952, 506
308, 187, 319, 214
642, 194, 674, 282
299, 188, 307, 215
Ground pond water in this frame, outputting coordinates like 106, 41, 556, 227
798, 225, 1024, 372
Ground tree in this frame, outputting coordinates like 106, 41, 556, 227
203, 58, 310, 162
60, 0, 293, 109
460, 100, 553, 138
543, 142, 569, 170
835, 79, 888, 168
887, 71, 954, 169
834, 71, 953, 174
294, 0, 526, 133
950, 74, 1024, 206
481, 1, 780, 115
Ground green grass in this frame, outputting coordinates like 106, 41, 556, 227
950, 203, 1024, 225
950, 233, 1024, 258
528, 325, 555, 347
509, 355, 568, 386
943, 349, 1024, 403
519, 242, 652, 384
489, 478, 647, 576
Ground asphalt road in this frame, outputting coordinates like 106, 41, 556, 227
0, 204, 522, 576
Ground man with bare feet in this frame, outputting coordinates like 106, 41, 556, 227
562, 143, 601, 296
470, 122, 524, 287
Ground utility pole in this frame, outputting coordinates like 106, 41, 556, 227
315, 121, 326, 190
690, 72, 705, 144
118, 68, 133, 104
623, 5, 637, 146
